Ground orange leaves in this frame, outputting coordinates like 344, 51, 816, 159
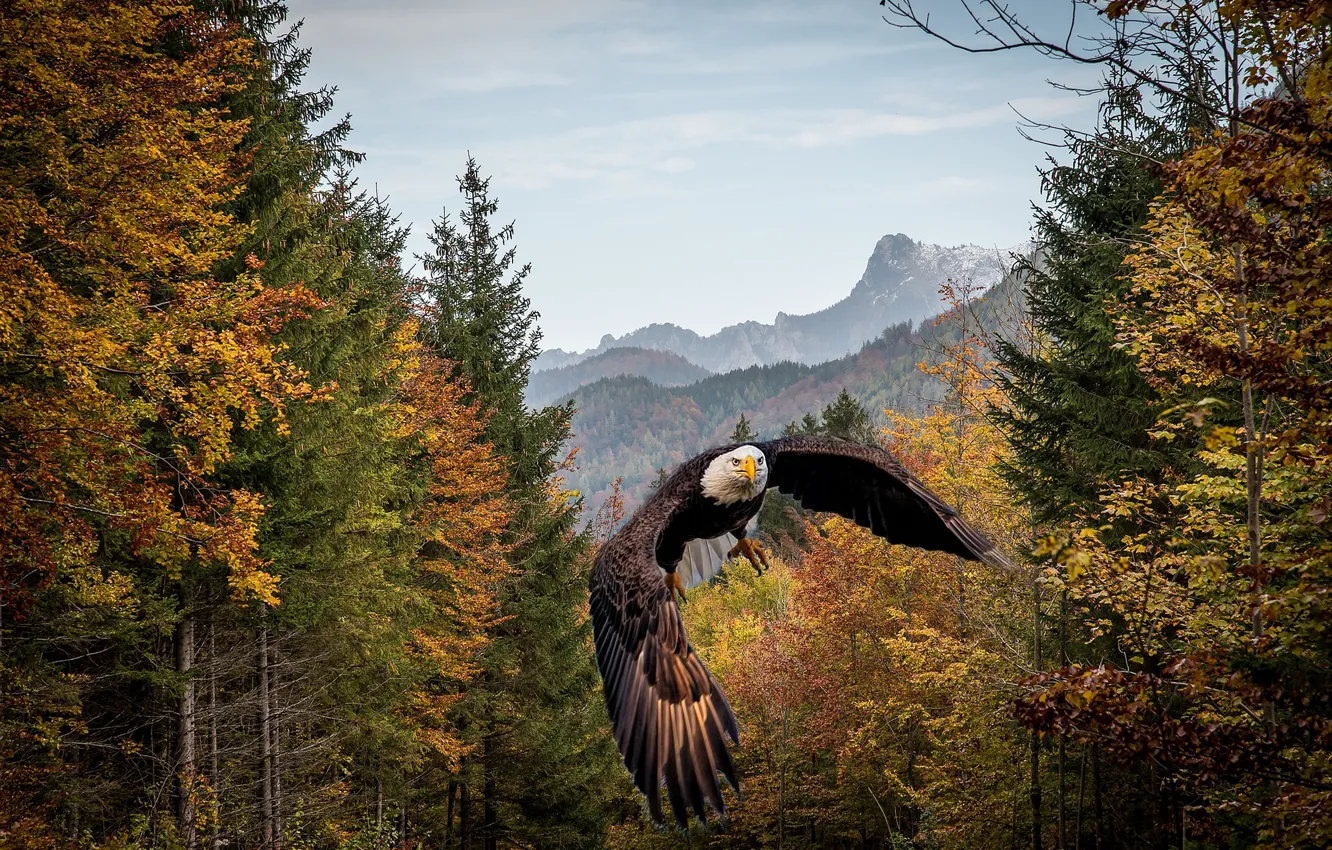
0, 1, 319, 607
393, 351, 516, 760
678, 337, 1029, 844
399, 353, 511, 556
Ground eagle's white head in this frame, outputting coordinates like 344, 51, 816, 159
700, 444, 768, 505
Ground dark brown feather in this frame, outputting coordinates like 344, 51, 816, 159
589, 449, 742, 828
756, 435, 1017, 572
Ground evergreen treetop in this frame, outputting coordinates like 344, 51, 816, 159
729, 413, 757, 443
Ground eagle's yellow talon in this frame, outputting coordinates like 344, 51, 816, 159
727, 538, 770, 575
665, 571, 687, 604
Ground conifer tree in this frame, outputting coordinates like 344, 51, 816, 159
819, 389, 878, 444
729, 413, 757, 443
418, 158, 623, 849
991, 57, 1214, 525
764, 390, 878, 549
974, 24, 1221, 849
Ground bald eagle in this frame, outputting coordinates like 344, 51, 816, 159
589, 435, 1014, 828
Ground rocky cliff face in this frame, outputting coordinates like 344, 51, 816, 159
535, 234, 1023, 374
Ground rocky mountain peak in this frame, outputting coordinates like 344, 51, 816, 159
533, 234, 1029, 375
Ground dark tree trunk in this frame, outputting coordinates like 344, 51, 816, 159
460, 761, 472, 850
258, 628, 274, 849
483, 731, 497, 850
1092, 746, 1105, 850
177, 606, 198, 850
444, 780, 457, 850
209, 619, 222, 850
1031, 580, 1043, 850
272, 655, 283, 850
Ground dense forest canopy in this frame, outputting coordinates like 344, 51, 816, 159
1, 1, 1330, 849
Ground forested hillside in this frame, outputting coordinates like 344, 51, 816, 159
561, 274, 1026, 515
525, 347, 711, 408
4, 2, 1332, 850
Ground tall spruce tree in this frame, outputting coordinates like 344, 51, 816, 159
991, 60, 1214, 526
762, 389, 877, 549
729, 413, 757, 443
418, 158, 623, 849
818, 388, 878, 444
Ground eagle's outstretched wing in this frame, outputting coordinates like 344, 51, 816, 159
589, 510, 739, 828
757, 435, 1016, 572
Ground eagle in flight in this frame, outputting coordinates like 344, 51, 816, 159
589, 435, 1014, 828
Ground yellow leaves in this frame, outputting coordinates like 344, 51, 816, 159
1035, 529, 1103, 584
65, 565, 136, 608
1, 0, 322, 612
227, 569, 280, 608
1032, 532, 1067, 558
1203, 426, 1240, 452
1065, 549, 1092, 583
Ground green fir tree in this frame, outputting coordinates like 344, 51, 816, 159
729, 413, 757, 442
418, 158, 624, 848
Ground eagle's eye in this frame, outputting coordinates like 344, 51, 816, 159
731, 458, 740, 466
757, 457, 764, 466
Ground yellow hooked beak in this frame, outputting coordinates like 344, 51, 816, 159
739, 456, 756, 481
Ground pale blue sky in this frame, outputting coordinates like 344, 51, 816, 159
288, 0, 1100, 351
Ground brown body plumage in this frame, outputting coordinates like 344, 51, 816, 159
589, 436, 1013, 828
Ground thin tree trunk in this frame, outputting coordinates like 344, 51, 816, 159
1058, 737, 1066, 850
1235, 260, 1264, 640
1057, 590, 1068, 850
258, 628, 274, 850
1092, 745, 1104, 850
483, 729, 497, 850
271, 656, 283, 850
460, 761, 472, 850
444, 780, 457, 850
377, 778, 384, 831
1031, 579, 1043, 850
209, 619, 221, 850
1075, 745, 1087, 850
177, 605, 198, 850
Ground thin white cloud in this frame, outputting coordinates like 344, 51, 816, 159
619, 40, 913, 76
481, 97, 1080, 190
653, 157, 695, 173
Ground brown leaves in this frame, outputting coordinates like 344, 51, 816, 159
0, 2, 320, 606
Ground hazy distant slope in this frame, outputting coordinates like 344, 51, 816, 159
562, 270, 1027, 516
525, 347, 710, 408
537, 234, 1022, 374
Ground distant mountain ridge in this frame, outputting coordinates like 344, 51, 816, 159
536, 234, 1024, 375
525, 347, 711, 408
560, 266, 1030, 517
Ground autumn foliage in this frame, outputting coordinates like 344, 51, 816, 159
0, 2, 521, 847
8, 1, 1332, 849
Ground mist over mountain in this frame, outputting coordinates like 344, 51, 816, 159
536, 234, 1024, 375
526, 347, 711, 408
